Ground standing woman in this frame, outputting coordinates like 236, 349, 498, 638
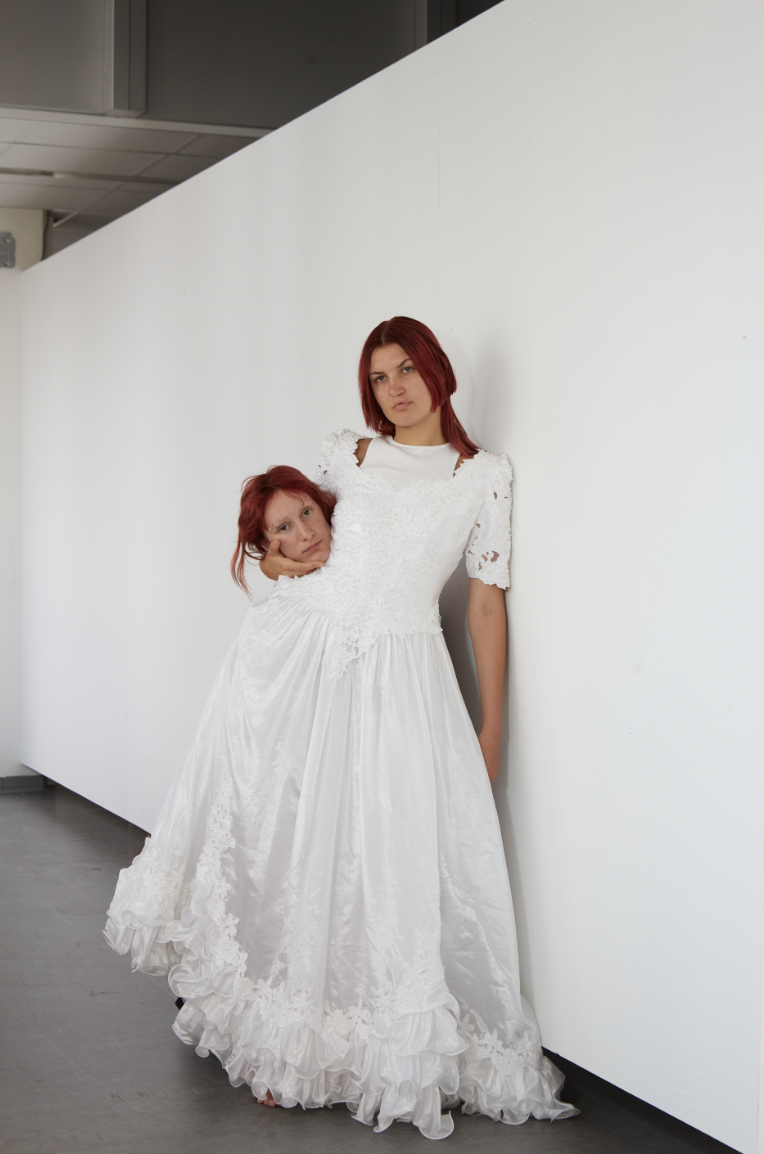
106, 317, 575, 1139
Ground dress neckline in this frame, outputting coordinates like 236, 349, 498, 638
351, 433, 481, 492
390, 438, 454, 451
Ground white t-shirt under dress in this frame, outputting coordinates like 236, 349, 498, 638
104, 430, 574, 1139
360, 434, 461, 489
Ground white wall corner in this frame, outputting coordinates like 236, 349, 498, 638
0, 208, 43, 778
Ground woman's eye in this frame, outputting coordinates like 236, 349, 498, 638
302, 507, 312, 518
278, 524, 289, 533
402, 365, 412, 373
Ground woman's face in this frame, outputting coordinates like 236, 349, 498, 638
369, 343, 437, 430
263, 491, 331, 563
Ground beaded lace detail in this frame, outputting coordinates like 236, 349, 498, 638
459, 1014, 544, 1076
194, 780, 248, 973
464, 455, 513, 586
118, 819, 544, 1081
298, 429, 512, 675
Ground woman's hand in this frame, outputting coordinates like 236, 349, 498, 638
259, 538, 325, 581
478, 728, 501, 784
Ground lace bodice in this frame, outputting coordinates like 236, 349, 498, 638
273, 429, 512, 671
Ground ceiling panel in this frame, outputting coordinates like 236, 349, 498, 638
0, 142, 160, 177
139, 154, 215, 181
83, 188, 165, 214
5, 120, 199, 153
0, 171, 118, 191
0, 181, 99, 212
0, 117, 46, 143
101, 178, 173, 195
0, 111, 265, 243
177, 135, 254, 158
52, 211, 119, 231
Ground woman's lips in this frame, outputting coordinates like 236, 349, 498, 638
394, 401, 412, 411
303, 540, 324, 555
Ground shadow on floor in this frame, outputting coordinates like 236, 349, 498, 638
0, 786, 737, 1154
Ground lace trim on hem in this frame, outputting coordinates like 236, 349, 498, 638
176, 969, 545, 1081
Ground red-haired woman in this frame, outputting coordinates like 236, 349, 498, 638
106, 318, 574, 1139
231, 465, 336, 585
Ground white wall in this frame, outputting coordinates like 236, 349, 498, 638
0, 208, 42, 780
20, 2, 764, 1150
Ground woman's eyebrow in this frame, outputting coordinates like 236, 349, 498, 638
370, 358, 412, 380
269, 502, 308, 531
371, 357, 411, 374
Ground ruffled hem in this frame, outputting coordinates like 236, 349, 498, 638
104, 911, 577, 1140
175, 993, 464, 1139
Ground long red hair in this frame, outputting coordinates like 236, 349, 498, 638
358, 316, 480, 458
231, 465, 336, 593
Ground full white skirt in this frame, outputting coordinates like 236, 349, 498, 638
105, 582, 574, 1139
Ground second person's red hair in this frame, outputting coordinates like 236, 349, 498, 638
231, 466, 336, 593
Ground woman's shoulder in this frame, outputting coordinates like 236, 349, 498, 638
464, 447, 513, 488
354, 436, 373, 465
316, 428, 367, 477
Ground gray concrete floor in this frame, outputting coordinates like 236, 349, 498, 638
0, 785, 735, 1154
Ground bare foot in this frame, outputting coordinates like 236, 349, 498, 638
256, 1090, 277, 1107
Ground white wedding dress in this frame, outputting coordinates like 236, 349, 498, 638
105, 428, 574, 1139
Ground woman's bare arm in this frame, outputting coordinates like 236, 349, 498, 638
468, 579, 507, 783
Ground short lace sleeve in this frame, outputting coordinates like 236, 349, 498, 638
315, 429, 363, 495
464, 454, 513, 588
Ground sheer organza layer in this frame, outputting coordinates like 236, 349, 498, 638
105, 584, 575, 1138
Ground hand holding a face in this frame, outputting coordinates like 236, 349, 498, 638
260, 536, 325, 579
259, 490, 331, 581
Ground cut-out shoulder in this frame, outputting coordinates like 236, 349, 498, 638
355, 440, 472, 476
354, 437, 372, 466
453, 452, 476, 476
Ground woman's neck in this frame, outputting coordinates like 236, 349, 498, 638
393, 408, 446, 446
